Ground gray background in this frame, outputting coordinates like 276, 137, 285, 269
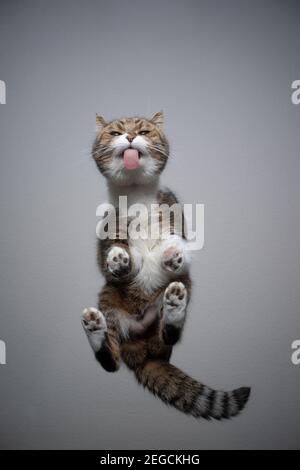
0, 0, 299, 450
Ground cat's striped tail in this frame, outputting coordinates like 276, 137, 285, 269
134, 360, 250, 420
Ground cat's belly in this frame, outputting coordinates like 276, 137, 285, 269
129, 237, 169, 293
127, 211, 187, 293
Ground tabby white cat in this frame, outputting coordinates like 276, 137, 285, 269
82, 112, 250, 420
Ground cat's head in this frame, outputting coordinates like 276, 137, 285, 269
92, 112, 169, 185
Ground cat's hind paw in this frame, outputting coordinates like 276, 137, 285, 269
81, 308, 107, 352
82, 307, 106, 332
163, 282, 187, 326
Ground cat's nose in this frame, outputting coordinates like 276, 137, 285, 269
126, 135, 135, 143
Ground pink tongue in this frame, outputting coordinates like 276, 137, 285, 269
123, 149, 140, 170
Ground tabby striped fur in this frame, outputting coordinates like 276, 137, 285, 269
81, 112, 251, 420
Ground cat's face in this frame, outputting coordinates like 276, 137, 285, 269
92, 112, 169, 185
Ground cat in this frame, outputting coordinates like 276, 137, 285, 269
81, 111, 251, 420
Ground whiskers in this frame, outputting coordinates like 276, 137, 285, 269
147, 144, 169, 159
93, 144, 112, 159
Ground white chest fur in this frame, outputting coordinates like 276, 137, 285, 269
107, 181, 187, 293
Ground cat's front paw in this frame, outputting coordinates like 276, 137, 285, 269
106, 246, 131, 278
162, 244, 184, 273
163, 282, 187, 326
81, 308, 107, 352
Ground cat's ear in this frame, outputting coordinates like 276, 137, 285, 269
150, 111, 164, 129
96, 114, 107, 130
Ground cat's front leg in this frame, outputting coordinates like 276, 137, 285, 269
161, 237, 190, 274
161, 281, 188, 345
106, 245, 131, 279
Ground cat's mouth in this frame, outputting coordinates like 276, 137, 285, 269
122, 148, 141, 170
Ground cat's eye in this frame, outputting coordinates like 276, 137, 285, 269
110, 131, 122, 136
139, 130, 150, 135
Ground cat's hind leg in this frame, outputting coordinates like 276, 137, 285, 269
81, 307, 120, 372
161, 282, 188, 345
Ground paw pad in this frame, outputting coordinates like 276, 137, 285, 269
164, 281, 187, 305
82, 308, 106, 332
162, 245, 184, 272
163, 282, 187, 327
107, 246, 130, 277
